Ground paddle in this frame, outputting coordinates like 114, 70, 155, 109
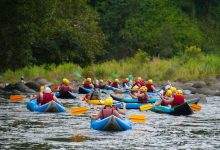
140, 104, 154, 111
189, 104, 202, 111
70, 106, 146, 121
10, 95, 26, 102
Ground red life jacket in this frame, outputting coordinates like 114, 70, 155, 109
41, 93, 54, 105
139, 81, 145, 86
112, 82, 119, 88
122, 80, 128, 87
132, 80, 141, 88
101, 106, 120, 119
59, 84, 70, 93
138, 93, 148, 103
83, 82, 92, 89
172, 95, 185, 107
146, 83, 153, 92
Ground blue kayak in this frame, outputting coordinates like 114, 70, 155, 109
27, 99, 66, 113
78, 87, 93, 94
91, 115, 132, 131
111, 94, 160, 103
116, 97, 200, 110
55, 91, 76, 99
151, 97, 200, 115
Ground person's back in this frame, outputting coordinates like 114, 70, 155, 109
40, 87, 54, 105
137, 86, 149, 103
59, 78, 73, 94
112, 79, 120, 88
172, 90, 185, 107
83, 78, 94, 89
100, 105, 121, 119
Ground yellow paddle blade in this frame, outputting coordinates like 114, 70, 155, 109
128, 114, 146, 120
140, 104, 154, 111
129, 119, 146, 124
71, 107, 90, 114
189, 104, 202, 111
10, 95, 26, 102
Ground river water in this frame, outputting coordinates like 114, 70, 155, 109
0, 94, 219, 150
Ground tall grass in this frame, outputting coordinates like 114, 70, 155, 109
0, 52, 220, 83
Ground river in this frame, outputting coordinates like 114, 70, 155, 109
0, 94, 219, 150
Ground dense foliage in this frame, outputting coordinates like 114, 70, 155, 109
0, 0, 220, 72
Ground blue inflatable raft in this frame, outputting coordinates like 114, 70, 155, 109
27, 99, 66, 113
78, 87, 93, 94
91, 115, 132, 131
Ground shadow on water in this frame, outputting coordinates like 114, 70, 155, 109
46, 135, 89, 142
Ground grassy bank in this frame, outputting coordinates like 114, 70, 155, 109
0, 51, 220, 84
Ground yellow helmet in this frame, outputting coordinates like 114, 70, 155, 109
170, 86, 177, 93
99, 79, 104, 83
132, 85, 139, 91
104, 97, 113, 106
125, 78, 129, 81
140, 86, 148, 92
115, 79, 119, 83
86, 78, 92, 82
137, 77, 142, 81
148, 79, 153, 84
165, 90, 172, 97
62, 78, 70, 84
40, 86, 44, 92
176, 90, 183, 95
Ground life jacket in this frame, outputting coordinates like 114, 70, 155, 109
100, 105, 120, 119
146, 83, 153, 92
112, 82, 119, 88
98, 83, 105, 89
122, 80, 129, 87
41, 93, 54, 105
132, 80, 141, 88
139, 81, 145, 87
83, 82, 92, 89
59, 84, 70, 93
138, 93, 148, 103
172, 95, 185, 107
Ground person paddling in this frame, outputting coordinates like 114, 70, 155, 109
122, 78, 131, 88
39, 87, 60, 105
82, 88, 101, 101
59, 78, 74, 95
154, 89, 173, 107
145, 79, 157, 92
95, 79, 106, 89
129, 85, 140, 97
83, 78, 94, 89
155, 90, 185, 107
130, 86, 151, 103
88, 98, 126, 120
111, 79, 121, 88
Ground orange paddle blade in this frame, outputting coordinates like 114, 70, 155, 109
10, 95, 26, 102
128, 114, 146, 120
51, 86, 59, 92
190, 104, 202, 111
114, 91, 123, 94
71, 107, 90, 114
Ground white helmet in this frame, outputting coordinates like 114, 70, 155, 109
165, 85, 171, 91
44, 87, 52, 93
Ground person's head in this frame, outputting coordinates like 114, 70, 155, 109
140, 86, 148, 92
104, 97, 113, 106
62, 78, 70, 85
165, 85, 171, 91
21, 76, 24, 80
165, 90, 172, 97
40, 86, 44, 92
170, 86, 177, 94
137, 77, 142, 81
132, 85, 139, 92
148, 79, 153, 84
86, 78, 92, 83
99, 79, 104, 83
176, 90, 183, 96
115, 79, 119, 83
44, 87, 52, 93
125, 78, 129, 81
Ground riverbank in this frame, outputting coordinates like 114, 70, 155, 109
0, 51, 220, 84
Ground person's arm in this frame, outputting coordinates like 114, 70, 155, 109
117, 103, 126, 115
88, 110, 102, 120
53, 95, 61, 103
151, 85, 157, 92
154, 100, 162, 106
129, 91, 137, 99
162, 97, 174, 104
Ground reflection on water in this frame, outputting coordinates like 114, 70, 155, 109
0, 95, 220, 149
